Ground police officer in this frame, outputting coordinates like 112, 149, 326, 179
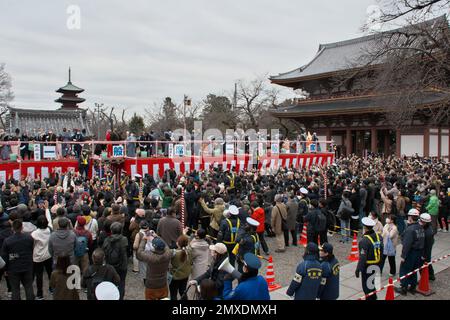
395, 208, 425, 295
318, 243, 339, 300
217, 205, 241, 267
286, 242, 322, 300
79, 150, 89, 178
355, 217, 383, 300
222, 253, 270, 300
235, 217, 260, 273
419, 213, 435, 281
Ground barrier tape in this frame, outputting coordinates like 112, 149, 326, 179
357, 253, 450, 300
334, 225, 360, 234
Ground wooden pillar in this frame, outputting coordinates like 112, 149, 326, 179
346, 129, 352, 156
396, 129, 401, 157
423, 127, 430, 157
437, 128, 441, 159
325, 128, 331, 152
384, 132, 390, 156
371, 128, 377, 153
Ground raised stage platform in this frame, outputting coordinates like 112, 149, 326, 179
0, 153, 334, 181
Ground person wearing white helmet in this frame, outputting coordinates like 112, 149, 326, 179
419, 213, 435, 281
235, 217, 260, 273
355, 217, 384, 300
395, 208, 425, 295
217, 205, 241, 267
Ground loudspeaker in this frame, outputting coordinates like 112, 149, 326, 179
218, 257, 235, 274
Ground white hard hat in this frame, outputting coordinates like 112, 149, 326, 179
246, 217, 260, 227
407, 208, 420, 217
95, 281, 120, 300
362, 217, 376, 227
420, 213, 431, 223
229, 205, 239, 216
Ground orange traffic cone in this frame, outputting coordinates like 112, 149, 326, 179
298, 223, 308, 247
416, 263, 433, 296
347, 233, 359, 262
385, 277, 395, 300
265, 255, 282, 291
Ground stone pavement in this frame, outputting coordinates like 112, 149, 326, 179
269, 231, 450, 300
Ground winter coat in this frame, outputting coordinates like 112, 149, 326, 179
31, 227, 52, 263
157, 215, 182, 249
382, 223, 399, 248
1, 232, 34, 273
286, 254, 322, 300
102, 234, 128, 272
250, 208, 265, 233
286, 200, 299, 231
136, 237, 172, 289
189, 238, 210, 279
195, 254, 228, 297
223, 275, 270, 300
170, 248, 193, 280
318, 256, 340, 300
271, 203, 288, 235
48, 229, 76, 264
199, 200, 225, 231
50, 270, 80, 300
426, 195, 439, 216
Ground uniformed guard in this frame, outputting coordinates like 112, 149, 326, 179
235, 217, 260, 273
217, 205, 241, 267
355, 217, 384, 300
318, 243, 340, 300
420, 213, 435, 281
79, 150, 89, 178
286, 242, 323, 300
395, 208, 425, 295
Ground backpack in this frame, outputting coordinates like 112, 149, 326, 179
88, 268, 107, 300
390, 202, 398, 216
316, 210, 327, 232
104, 240, 124, 269
326, 210, 336, 229
74, 235, 88, 257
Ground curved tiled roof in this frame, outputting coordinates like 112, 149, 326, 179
56, 81, 84, 93
270, 15, 448, 82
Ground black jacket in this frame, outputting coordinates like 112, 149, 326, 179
82, 264, 120, 300
422, 224, 434, 260
401, 222, 425, 259
1, 232, 34, 273
195, 255, 228, 297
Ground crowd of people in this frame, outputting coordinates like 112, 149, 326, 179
0, 153, 448, 300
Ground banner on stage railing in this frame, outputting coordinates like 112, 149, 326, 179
168, 143, 174, 158
43, 146, 56, 159
174, 144, 185, 157
27, 167, 35, 179
34, 144, 41, 161
225, 143, 234, 155
113, 145, 124, 157
0, 171, 6, 183
41, 167, 49, 179
13, 169, 20, 181
258, 142, 266, 156
310, 143, 316, 153
271, 142, 279, 154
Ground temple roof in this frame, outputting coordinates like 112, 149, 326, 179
55, 96, 86, 103
270, 15, 448, 83
5, 107, 91, 135
270, 91, 449, 117
56, 82, 84, 93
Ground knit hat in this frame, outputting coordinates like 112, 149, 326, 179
77, 216, 86, 226
152, 238, 166, 252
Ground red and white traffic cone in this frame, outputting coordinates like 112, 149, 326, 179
416, 263, 433, 296
298, 223, 308, 247
265, 255, 282, 291
385, 277, 395, 300
347, 233, 359, 262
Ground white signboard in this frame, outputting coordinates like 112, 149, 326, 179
113, 145, 124, 157
174, 144, 185, 157
168, 144, 174, 158
226, 143, 234, 155
131, 164, 137, 178
0, 171, 6, 183
27, 167, 35, 179
34, 144, 41, 161
142, 164, 149, 176
43, 146, 56, 159
13, 169, 20, 181
271, 142, 279, 154
41, 167, 49, 179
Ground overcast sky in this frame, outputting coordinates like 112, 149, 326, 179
1, 0, 380, 114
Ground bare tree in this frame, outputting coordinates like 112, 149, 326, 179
236, 75, 281, 129
0, 63, 14, 129
87, 104, 128, 139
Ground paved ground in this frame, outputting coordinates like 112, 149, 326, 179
0, 230, 448, 300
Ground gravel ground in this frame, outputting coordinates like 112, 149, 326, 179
1, 230, 448, 300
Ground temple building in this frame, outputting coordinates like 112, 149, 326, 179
270, 16, 449, 159
6, 68, 91, 136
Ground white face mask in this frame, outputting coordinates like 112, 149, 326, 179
385, 218, 391, 224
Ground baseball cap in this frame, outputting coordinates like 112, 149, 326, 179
209, 243, 227, 255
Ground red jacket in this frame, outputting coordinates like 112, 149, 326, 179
251, 207, 265, 233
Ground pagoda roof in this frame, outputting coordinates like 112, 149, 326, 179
270, 15, 448, 84
5, 107, 91, 135
56, 81, 84, 93
270, 90, 449, 117
55, 96, 86, 103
